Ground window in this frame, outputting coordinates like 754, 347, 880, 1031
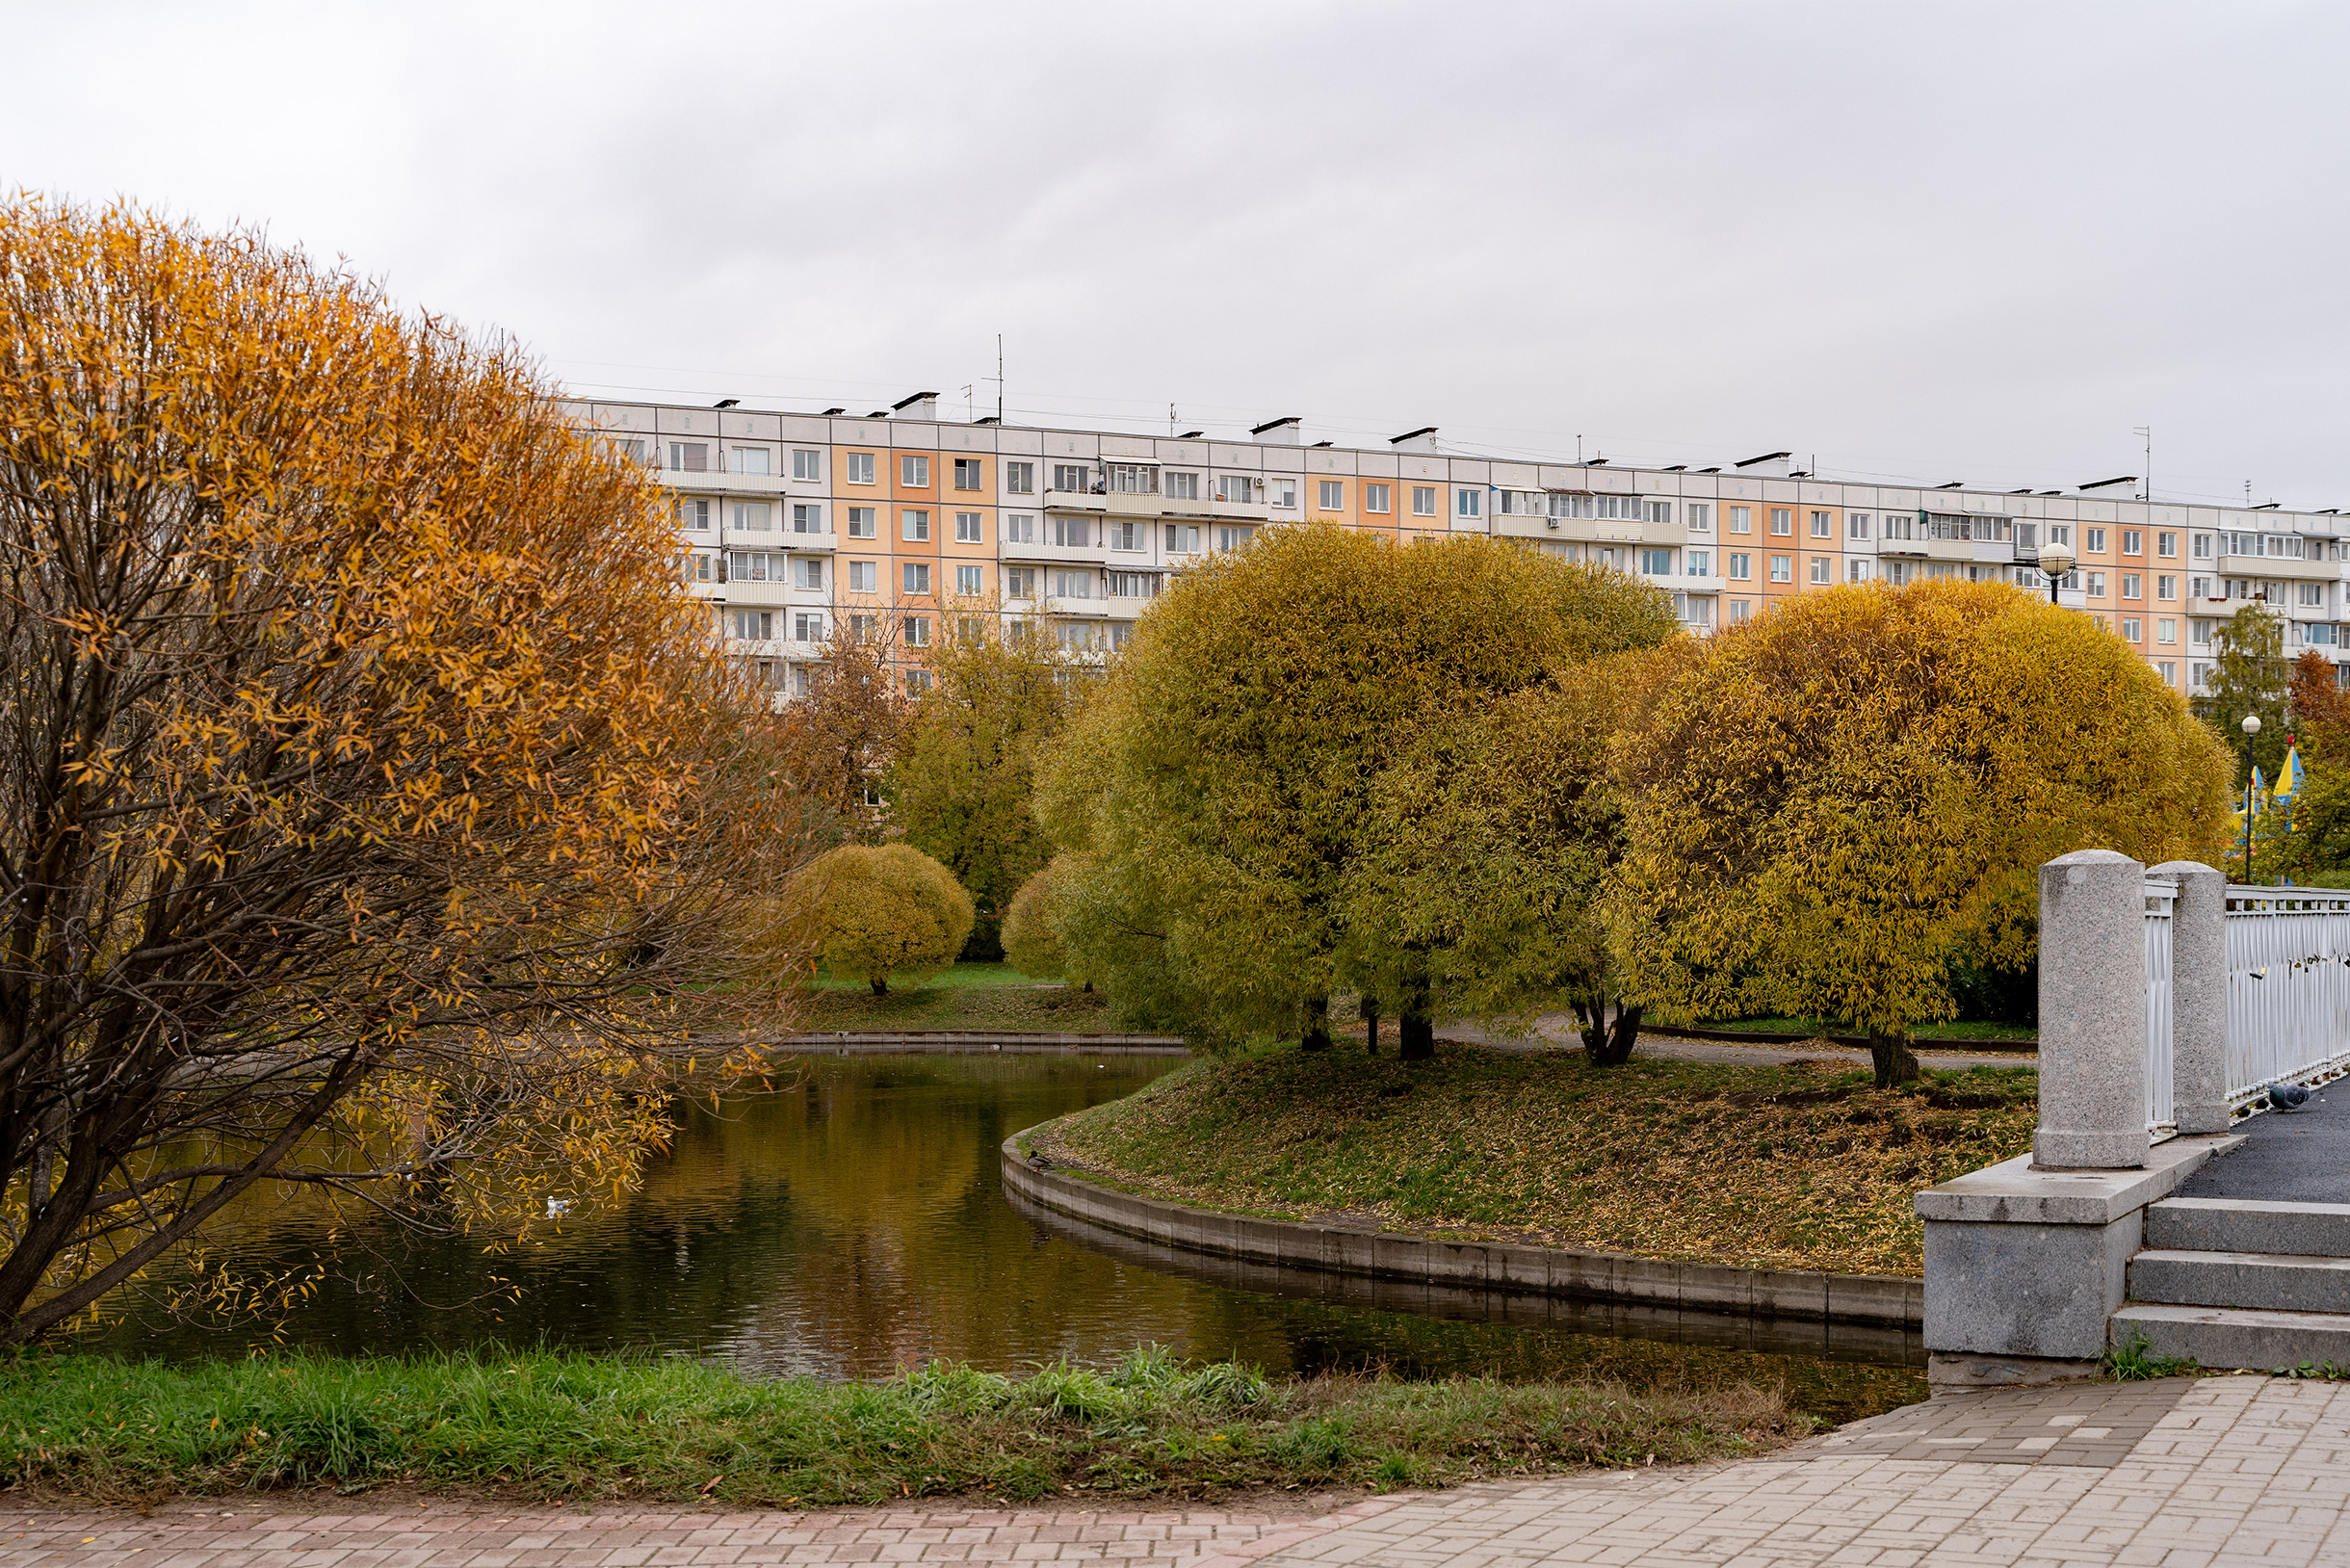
730, 609, 771, 640
1730, 599, 1752, 624
1365, 483, 1391, 514
2048, 524, 2073, 547
1769, 555, 1792, 583
1687, 550, 1710, 576
2158, 661, 2178, 684
1005, 567, 1035, 598
2016, 522, 2038, 549
1848, 513, 1870, 539
611, 438, 645, 463
1004, 513, 1035, 543
793, 449, 822, 482
2122, 617, 2142, 641
1728, 505, 1752, 535
1810, 557, 1831, 584
956, 564, 983, 595
2157, 617, 2179, 644
1052, 462, 1090, 492
1105, 463, 1157, 495
953, 457, 981, 491
668, 442, 709, 472
1054, 516, 1089, 547
678, 498, 711, 532
1218, 525, 1257, 550
847, 453, 875, 484
846, 507, 876, 538
1005, 460, 1035, 495
794, 558, 823, 590
1810, 510, 1831, 537
795, 612, 823, 641
731, 447, 770, 476
849, 561, 876, 593
1770, 509, 1792, 536
1218, 474, 1256, 503
686, 552, 714, 582
1457, 488, 1481, 518
1319, 480, 1345, 511
732, 501, 770, 532
2303, 583, 2327, 607
1165, 471, 1199, 501
2086, 527, 2106, 553
1639, 548, 1673, 576
2190, 576, 2213, 598
902, 615, 930, 647
903, 562, 931, 595
2153, 574, 2175, 599
2157, 531, 2178, 558
1164, 523, 1200, 553
1108, 571, 1162, 597
1412, 485, 1438, 516
2122, 573, 2142, 599
1686, 503, 1711, 532
904, 669, 931, 695
1848, 558, 1871, 583
901, 455, 930, 487
793, 503, 823, 534
1053, 622, 1099, 653
2193, 533, 2213, 558
1727, 553, 1752, 581
849, 614, 878, 642
955, 511, 982, 543
2122, 530, 2143, 555
1110, 520, 1141, 551
1273, 480, 1297, 509
1050, 568, 1092, 599
2087, 571, 2106, 596
901, 509, 930, 542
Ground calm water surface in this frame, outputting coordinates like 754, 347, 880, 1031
84, 1053, 1926, 1424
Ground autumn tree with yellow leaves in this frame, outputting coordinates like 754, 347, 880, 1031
787, 844, 975, 994
0, 200, 814, 1345
1601, 580, 2232, 1086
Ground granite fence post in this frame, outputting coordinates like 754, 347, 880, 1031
2035, 849, 2148, 1170
2154, 860, 2229, 1136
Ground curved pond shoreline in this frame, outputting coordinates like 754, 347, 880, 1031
1002, 1128, 1923, 1332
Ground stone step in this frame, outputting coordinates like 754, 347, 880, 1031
2111, 1302, 2350, 1371
2146, 1196, 2350, 1257
2129, 1248, 2350, 1313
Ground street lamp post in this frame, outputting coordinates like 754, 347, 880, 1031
2037, 541, 2076, 605
2241, 713, 2263, 884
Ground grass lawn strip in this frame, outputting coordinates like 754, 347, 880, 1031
1037, 1045, 2036, 1278
796, 979, 1124, 1035
0, 1347, 1798, 1504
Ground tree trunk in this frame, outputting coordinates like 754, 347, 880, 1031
1363, 996, 1380, 1057
1586, 1002, 1643, 1067
1398, 1012, 1434, 1060
1299, 994, 1332, 1052
870, 975, 889, 996
1869, 1028, 1921, 1088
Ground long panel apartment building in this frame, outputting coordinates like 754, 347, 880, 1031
563, 391, 2350, 694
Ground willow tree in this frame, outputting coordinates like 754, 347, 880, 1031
1602, 580, 2232, 1086
1034, 525, 1679, 1058
0, 199, 810, 1344
787, 844, 974, 994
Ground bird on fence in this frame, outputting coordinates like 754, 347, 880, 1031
2268, 1084, 2311, 1112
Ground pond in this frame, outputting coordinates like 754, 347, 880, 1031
81, 1052, 1927, 1425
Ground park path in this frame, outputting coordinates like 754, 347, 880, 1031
5, 1373, 2346, 1567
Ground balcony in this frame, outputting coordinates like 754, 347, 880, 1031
657, 468, 796, 496
784, 530, 837, 554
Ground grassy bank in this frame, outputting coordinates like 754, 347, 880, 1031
1036, 1045, 2038, 1277
796, 964, 1127, 1034
1702, 1016, 2037, 1043
0, 1347, 1800, 1504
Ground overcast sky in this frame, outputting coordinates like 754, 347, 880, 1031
8, 2, 2344, 506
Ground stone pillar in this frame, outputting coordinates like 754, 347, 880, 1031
2154, 860, 2230, 1136
2035, 849, 2148, 1170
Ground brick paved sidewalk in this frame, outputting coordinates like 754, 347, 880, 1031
4, 1375, 2345, 1567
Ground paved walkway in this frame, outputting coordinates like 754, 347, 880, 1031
7, 1374, 2346, 1567
2178, 1083, 2349, 1202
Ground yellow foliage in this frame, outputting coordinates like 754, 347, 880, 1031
788, 844, 975, 993
1601, 581, 2232, 1040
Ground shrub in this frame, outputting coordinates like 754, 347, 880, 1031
1002, 857, 1079, 981
791, 845, 974, 993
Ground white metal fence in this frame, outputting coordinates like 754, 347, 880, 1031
2144, 875, 2176, 1132
2224, 884, 2350, 1112
2141, 881, 2350, 1130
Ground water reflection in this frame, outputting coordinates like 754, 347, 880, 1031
81, 1054, 1925, 1424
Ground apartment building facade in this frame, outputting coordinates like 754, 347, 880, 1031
562, 391, 2350, 696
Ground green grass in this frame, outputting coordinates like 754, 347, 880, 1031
1699, 1016, 2037, 1043
1039, 1046, 2039, 1277
796, 976, 1133, 1034
808, 961, 1046, 993
0, 1346, 1803, 1504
